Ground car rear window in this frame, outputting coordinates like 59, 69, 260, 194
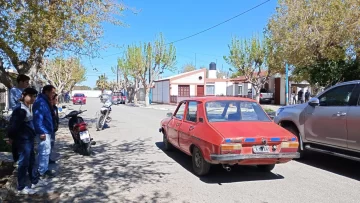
113, 92, 124, 96
205, 100, 271, 122
74, 94, 84, 97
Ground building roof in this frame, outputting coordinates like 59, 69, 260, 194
155, 68, 206, 82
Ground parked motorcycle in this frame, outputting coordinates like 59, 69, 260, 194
96, 100, 112, 131
65, 109, 95, 156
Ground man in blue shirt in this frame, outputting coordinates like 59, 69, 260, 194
33, 85, 56, 178
10, 74, 30, 110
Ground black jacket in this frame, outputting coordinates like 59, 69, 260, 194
53, 105, 59, 133
7, 103, 36, 142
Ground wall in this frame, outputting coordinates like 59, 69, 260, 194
153, 80, 170, 103
214, 81, 233, 95
71, 90, 103, 98
171, 71, 205, 84
170, 84, 178, 95
190, 85, 196, 96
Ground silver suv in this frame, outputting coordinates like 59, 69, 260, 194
274, 81, 360, 161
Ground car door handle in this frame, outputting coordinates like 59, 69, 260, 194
189, 126, 195, 131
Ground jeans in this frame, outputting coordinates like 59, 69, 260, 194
36, 134, 51, 175
17, 140, 39, 190
50, 133, 55, 160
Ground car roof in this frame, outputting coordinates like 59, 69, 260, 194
180, 96, 256, 103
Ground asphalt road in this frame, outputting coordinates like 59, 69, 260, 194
29, 98, 360, 203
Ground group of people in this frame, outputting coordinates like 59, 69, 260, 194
7, 74, 59, 195
291, 89, 311, 105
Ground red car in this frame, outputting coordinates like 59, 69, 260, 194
73, 93, 86, 105
159, 97, 299, 176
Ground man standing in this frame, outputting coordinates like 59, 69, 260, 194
297, 89, 304, 104
9, 74, 30, 165
10, 74, 30, 110
305, 90, 310, 102
33, 85, 56, 178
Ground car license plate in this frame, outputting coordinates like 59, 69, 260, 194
253, 145, 270, 153
80, 131, 90, 140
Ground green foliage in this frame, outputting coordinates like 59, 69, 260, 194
266, 0, 360, 83
96, 75, 109, 90
181, 63, 196, 73
293, 60, 360, 88
0, 0, 129, 88
41, 57, 86, 93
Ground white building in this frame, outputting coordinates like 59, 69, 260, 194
152, 63, 251, 104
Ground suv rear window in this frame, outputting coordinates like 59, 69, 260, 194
74, 94, 85, 97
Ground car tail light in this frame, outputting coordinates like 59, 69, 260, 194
220, 144, 242, 154
260, 94, 263, 98
280, 142, 299, 148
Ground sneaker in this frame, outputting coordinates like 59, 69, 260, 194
43, 169, 56, 177
49, 159, 56, 164
18, 186, 36, 195
31, 179, 48, 188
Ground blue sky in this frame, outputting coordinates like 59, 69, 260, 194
81, 0, 278, 87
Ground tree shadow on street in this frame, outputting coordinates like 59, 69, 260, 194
6, 137, 174, 202
296, 151, 360, 181
155, 142, 284, 184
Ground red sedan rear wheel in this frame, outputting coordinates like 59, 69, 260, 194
192, 147, 211, 176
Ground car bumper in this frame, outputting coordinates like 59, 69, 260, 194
210, 153, 300, 161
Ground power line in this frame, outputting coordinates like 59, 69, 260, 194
167, 0, 271, 45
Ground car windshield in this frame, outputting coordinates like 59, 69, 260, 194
74, 94, 84, 97
113, 92, 124, 96
205, 100, 271, 122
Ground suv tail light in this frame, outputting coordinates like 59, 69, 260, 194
260, 94, 263, 98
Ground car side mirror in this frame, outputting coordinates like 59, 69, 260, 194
166, 112, 173, 117
308, 98, 320, 107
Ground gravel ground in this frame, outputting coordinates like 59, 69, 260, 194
6, 98, 359, 203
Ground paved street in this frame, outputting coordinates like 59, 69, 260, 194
20, 98, 360, 202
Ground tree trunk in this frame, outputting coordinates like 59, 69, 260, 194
144, 87, 150, 107
254, 87, 260, 103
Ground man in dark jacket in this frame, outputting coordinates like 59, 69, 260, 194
33, 85, 56, 177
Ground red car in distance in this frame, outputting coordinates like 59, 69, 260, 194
159, 97, 299, 176
73, 93, 86, 105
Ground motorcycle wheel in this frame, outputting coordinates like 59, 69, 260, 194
83, 142, 91, 156
96, 115, 105, 131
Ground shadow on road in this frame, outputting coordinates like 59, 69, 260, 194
7, 138, 174, 202
296, 151, 360, 181
155, 142, 284, 184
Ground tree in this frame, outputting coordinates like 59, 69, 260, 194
181, 63, 196, 73
224, 35, 279, 102
41, 57, 86, 94
118, 33, 176, 106
266, 0, 360, 83
96, 75, 109, 92
0, 1, 128, 88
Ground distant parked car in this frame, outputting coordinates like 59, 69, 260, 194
73, 93, 86, 105
259, 88, 274, 104
111, 91, 127, 104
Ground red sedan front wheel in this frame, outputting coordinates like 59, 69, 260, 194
192, 147, 211, 176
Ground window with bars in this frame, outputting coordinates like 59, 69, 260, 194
178, 85, 190, 97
